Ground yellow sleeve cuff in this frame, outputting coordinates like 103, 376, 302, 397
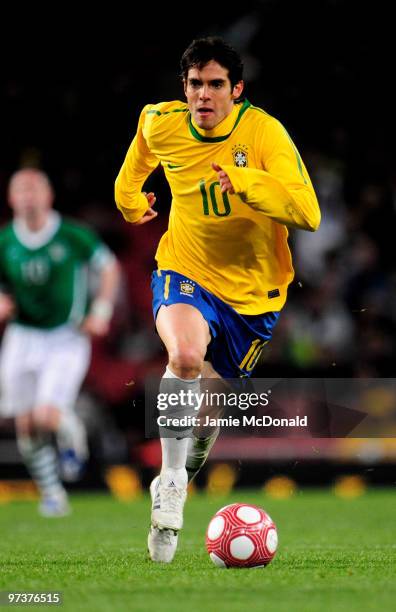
220, 165, 249, 195
115, 191, 149, 224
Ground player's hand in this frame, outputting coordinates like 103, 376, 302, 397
134, 192, 158, 225
80, 314, 110, 338
212, 163, 235, 194
0, 293, 15, 322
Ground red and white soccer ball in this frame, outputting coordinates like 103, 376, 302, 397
206, 503, 278, 568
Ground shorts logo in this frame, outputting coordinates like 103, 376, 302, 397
180, 280, 195, 297
232, 144, 248, 167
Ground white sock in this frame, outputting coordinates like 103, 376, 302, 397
57, 411, 88, 459
17, 434, 65, 498
159, 366, 201, 487
185, 428, 220, 482
160, 440, 189, 487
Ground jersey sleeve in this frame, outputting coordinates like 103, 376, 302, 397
222, 117, 321, 231
114, 105, 160, 223
65, 223, 114, 270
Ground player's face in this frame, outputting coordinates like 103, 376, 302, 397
8, 171, 53, 219
184, 61, 244, 130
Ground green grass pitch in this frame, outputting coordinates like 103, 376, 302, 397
0, 489, 395, 611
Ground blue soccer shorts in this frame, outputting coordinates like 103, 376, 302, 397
151, 269, 280, 379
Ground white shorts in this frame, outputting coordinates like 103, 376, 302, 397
0, 323, 91, 416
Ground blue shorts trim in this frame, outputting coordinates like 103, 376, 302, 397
151, 269, 280, 378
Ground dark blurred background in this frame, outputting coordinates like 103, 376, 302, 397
1, 0, 396, 493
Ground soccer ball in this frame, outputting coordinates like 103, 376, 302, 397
206, 503, 278, 568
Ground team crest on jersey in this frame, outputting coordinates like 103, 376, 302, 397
180, 280, 195, 297
232, 144, 249, 167
49, 243, 67, 262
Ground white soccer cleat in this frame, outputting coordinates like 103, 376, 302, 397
147, 525, 178, 563
150, 475, 161, 509
38, 491, 71, 518
148, 475, 182, 563
151, 472, 187, 531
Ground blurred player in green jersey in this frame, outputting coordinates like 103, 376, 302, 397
0, 168, 120, 516
115, 37, 320, 561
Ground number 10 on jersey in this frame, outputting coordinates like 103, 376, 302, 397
199, 180, 231, 217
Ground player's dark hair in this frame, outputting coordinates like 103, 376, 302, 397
180, 37, 244, 89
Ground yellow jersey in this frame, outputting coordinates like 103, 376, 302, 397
115, 99, 320, 315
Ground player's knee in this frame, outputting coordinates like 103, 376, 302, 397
32, 413, 51, 432
32, 406, 58, 432
168, 345, 205, 379
16, 413, 34, 438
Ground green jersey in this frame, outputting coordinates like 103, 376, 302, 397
0, 212, 113, 328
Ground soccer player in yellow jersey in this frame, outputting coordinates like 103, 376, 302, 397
115, 37, 320, 562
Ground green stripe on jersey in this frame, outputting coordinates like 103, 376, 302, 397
188, 99, 251, 143
147, 108, 188, 116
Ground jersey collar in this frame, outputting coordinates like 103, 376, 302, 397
13, 211, 61, 249
188, 99, 251, 143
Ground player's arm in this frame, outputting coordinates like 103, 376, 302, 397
0, 291, 15, 322
115, 105, 160, 224
81, 252, 121, 338
0, 264, 15, 322
213, 120, 320, 232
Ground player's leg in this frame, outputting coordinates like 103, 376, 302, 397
36, 328, 91, 482
156, 302, 210, 488
156, 302, 210, 378
187, 304, 281, 483
148, 303, 210, 562
157, 302, 209, 479
16, 412, 70, 516
185, 360, 222, 482
0, 325, 69, 516
32, 403, 87, 482
157, 301, 210, 478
